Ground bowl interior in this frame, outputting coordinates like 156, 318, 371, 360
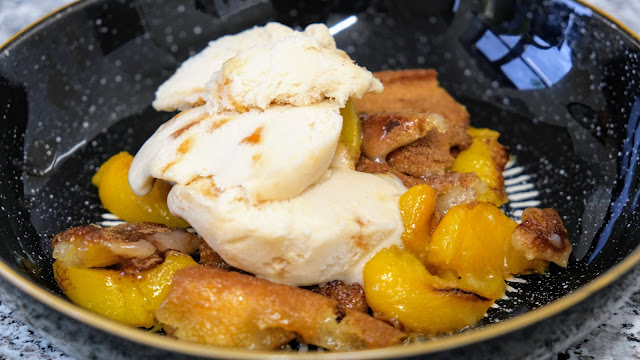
0, 0, 639, 354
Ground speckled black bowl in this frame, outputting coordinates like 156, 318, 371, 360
1, 0, 639, 359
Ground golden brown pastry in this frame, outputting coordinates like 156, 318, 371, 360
511, 208, 572, 267
156, 266, 406, 351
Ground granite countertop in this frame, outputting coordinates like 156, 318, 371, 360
1, 0, 639, 359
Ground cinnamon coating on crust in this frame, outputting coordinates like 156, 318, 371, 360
51, 222, 190, 248
118, 252, 166, 274
356, 156, 427, 188
360, 112, 446, 164
198, 238, 232, 270
51, 223, 198, 269
387, 125, 469, 177
313, 280, 368, 313
511, 208, 572, 267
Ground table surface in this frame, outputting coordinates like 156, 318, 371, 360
0, 0, 639, 359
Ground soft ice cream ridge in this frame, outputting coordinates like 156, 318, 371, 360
129, 22, 405, 286
152, 22, 338, 112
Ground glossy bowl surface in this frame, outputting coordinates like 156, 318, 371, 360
0, 0, 639, 358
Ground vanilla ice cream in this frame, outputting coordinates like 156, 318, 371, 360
130, 23, 406, 285
129, 103, 342, 202
153, 22, 336, 112
168, 169, 405, 285
205, 33, 383, 113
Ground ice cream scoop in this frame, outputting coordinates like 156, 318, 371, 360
205, 33, 383, 113
129, 103, 342, 202
168, 168, 405, 285
153, 22, 336, 112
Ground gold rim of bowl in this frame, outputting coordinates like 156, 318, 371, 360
0, 0, 639, 358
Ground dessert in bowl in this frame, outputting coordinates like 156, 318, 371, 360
0, 0, 639, 358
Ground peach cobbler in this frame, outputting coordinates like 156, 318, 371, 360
51, 22, 572, 351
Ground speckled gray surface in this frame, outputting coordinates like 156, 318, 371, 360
0, 0, 639, 359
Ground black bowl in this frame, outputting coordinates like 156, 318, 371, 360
1, 0, 639, 358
